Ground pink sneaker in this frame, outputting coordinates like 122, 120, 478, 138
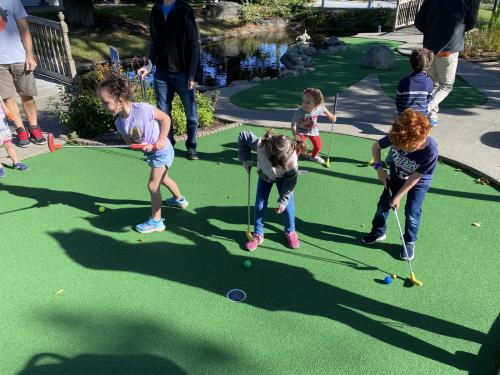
286, 231, 300, 249
245, 233, 264, 251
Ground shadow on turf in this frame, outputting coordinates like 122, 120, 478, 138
17, 353, 186, 375
16, 311, 244, 375
50, 219, 488, 372
0, 185, 149, 219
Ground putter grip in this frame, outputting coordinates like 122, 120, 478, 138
130, 144, 158, 151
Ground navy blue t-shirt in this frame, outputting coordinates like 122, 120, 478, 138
396, 72, 434, 115
379, 135, 438, 186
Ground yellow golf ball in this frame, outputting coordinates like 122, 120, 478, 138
98, 206, 105, 213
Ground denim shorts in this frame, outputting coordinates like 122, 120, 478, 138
145, 146, 174, 168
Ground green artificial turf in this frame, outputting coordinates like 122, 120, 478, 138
1, 126, 499, 375
230, 38, 487, 110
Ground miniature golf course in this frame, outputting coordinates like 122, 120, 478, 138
1, 126, 499, 375
230, 37, 487, 110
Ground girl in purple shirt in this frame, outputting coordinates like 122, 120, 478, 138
97, 76, 188, 234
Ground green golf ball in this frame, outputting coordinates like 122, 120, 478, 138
243, 260, 252, 268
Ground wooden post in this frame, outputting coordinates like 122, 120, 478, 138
57, 12, 77, 80
393, 0, 401, 31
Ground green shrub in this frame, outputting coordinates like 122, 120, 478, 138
241, 0, 307, 21
53, 63, 216, 139
462, 28, 500, 58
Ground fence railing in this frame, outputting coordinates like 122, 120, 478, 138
393, 0, 424, 30
27, 12, 76, 83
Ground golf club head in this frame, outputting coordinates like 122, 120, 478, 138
245, 229, 254, 242
410, 272, 423, 286
324, 159, 330, 168
47, 133, 61, 153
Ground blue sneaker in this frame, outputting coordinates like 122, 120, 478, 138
361, 232, 386, 245
400, 242, 415, 260
429, 118, 439, 127
13, 162, 29, 171
135, 217, 166, 234
165, 196, 189, 209
0, 167, 5, 178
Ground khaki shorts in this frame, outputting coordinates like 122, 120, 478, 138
0, 63, 38, 99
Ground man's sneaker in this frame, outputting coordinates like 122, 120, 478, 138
187, 149, 199, 160
165, 196, 189, 209
400, 242, 415, 260
286, 231, 300, 249
246, 233, 264, 251
135, 218, 166, 234
16, 128, 31, 148
29, 126, 47, 145
361, 233, 386, 245
0, 167, 5, 178
13, 162, 29, 171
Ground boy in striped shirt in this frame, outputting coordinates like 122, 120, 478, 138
396, 48, 437, 126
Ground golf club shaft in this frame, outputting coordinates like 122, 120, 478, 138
61, 144, 132, 148
391, 202, 415, 275
247, 170, 251, 228
326, 94, 338, 159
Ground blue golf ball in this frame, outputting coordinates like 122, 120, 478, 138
384, 276, 393, 284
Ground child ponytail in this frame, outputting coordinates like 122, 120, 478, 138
98, 75, 134, 102
261, 129, 297, 169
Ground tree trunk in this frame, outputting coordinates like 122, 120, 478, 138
64, 0, 95, 28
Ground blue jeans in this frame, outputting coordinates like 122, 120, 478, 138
254, 177, 295, 235
371, 177, 429, 243
153, 70, 198, 150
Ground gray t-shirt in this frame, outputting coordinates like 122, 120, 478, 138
291, 105, 326, 136
0, 0, 28, 64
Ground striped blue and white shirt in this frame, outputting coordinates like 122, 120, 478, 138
396, 72, 434, 115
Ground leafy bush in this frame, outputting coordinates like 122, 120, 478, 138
53, 63, 216, 139
291, 7, 395, 32
462, 28, 500, 58
241, 0, 307, 21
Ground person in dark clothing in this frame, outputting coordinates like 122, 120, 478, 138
139, 0, 201, 160
414, 0, 480, 124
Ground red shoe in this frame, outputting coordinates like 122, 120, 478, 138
16, 128, 31, 148
29, 126, 47, 145
245, 233, 264, 252
286, 231, 300, 249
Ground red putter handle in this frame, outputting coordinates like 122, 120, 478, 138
130, 143, 158, 151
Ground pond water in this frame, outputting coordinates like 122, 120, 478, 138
198, 32, 295, 88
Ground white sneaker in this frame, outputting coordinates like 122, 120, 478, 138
309, 155, 325, 164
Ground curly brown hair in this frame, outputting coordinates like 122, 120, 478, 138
410, 48, 434, 72
389, 109, 432, 152
303, 88, 324, 106
97, 76, 134, 102
261, 129, 305, 168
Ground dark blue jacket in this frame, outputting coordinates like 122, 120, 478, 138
415, 0, 480, 53
148, 1, 200, 80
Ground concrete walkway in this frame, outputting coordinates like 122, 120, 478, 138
215, 30, 500, 184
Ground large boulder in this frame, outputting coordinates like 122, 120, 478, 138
205, 1, 242, 21
363, 45, 396, 69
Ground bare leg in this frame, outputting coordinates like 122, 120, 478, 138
3, 96, 25, 130
3, 142, 19, 164
20, 95, 38, 126
148, 166, 167, 221
161, 169, 182, 199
